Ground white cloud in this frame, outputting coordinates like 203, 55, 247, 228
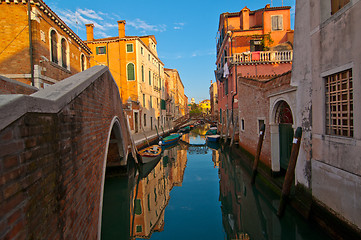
76, 8, 103, 20
127, 18, 167, 34
173, 22, 185, 30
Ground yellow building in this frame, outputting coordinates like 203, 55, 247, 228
85, 21, 165, 133
164, 68, 186, 119
0, 0, 91, 89
199, 99, 211, 114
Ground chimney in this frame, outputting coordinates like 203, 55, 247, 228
85, 24, 94, 41
242, 7, 249, 30
118, 20, 126, 38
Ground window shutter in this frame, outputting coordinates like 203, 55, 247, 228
127, 63, 135, 80
96, 47, 99, 55
278, 16, 283, 30
103, 46, 106, 54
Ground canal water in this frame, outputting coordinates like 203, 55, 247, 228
101, 127, 331, 240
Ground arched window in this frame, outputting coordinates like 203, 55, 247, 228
81, 54, 85, 71
61, 38, 67, 68
50, 30, 58, 63
127, 63, 135, 81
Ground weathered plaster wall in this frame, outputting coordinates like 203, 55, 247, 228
291, 0, 313, 187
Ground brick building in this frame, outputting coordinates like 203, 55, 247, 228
215, 4, 293, 139
237, 71, 294, 171
85, 21, 166, 134
0, 0, 91, 89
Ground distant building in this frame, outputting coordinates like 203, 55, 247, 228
164, 68, 186, 119
0, 0, 91, 90
190, 97, 195, 104
199, 99, 211, 114
85, 21, 166, 133
209, 80, 218, 118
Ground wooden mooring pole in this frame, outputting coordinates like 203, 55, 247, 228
277, 127, 303, 217
251, 124, 266, 184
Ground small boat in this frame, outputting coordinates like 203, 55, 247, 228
205, 128, 217, 135
206, 134, 221, 142
178, 126, 191, 133
138, 145, 162, 164
161, 133, 181, 146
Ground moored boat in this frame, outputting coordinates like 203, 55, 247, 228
138, 145, 162, 164
161, 133, 181, 145
206, 134, 221, 142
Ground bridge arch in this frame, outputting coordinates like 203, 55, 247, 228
98, 116, 128, 238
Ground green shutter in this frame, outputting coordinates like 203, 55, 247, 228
103, 46, 106, 54
161, 99, 166, 110
127, 63, 135, 80
134, 199, 142, 215
96, 47, 99, 55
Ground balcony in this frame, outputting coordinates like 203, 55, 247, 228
153, 86, 161, 92
231, 50, 293, 65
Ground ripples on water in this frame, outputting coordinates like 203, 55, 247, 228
101, 126, 330, 240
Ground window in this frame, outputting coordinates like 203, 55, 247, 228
50, 30, 58, 63
141, 66, 144, 82
127, 63, 135, 81
241, 119, 245, 131
96, 46, 106, 55
148, 54, 150, 61
134, 199, 142, 215
325, 69, 353, 137
149, 70, 152, 85
136, 225, 142, 233
150, 96, 152, 108
126, 43, 133, 52
331, 0, 350, 15
81, 54, 85, 71
61, 38, 67, 68
141, 47, 144, 55
143, 94, 145, 107
271, 15, 283, 31
144, 114, 146, 127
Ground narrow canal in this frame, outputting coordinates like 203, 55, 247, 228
101, 126, 331, 240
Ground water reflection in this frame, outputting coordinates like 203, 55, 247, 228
218, 147, 330, 240
102, 126, 330, 240
130, 138, 188, 239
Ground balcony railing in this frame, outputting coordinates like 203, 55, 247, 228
231, 50, 293, 64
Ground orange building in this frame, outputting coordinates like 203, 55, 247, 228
215, 4, 294, 138
0, 0, 91, 89
85, 21, 166, 133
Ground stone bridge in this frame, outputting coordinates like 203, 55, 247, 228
173, 113, 217, 129
0, 66, 136, 239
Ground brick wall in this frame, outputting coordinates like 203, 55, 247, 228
0, 75, 37, 95
0, 67, 131, 239
0, 2, 91, 86
238, 71, 292, 167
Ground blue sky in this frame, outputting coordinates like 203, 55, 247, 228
48, 0, 295, 103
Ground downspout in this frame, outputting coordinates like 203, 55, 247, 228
28, 0, 34, 86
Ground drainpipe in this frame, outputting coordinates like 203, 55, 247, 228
28, 0, 34, 86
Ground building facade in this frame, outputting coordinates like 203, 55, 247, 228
209, 81, 218, 118
85, 21, 166, 133
215, 4, 294, 138
292, 0, 361, 232
164, 68, 186, 119
0, 0, 91, 89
